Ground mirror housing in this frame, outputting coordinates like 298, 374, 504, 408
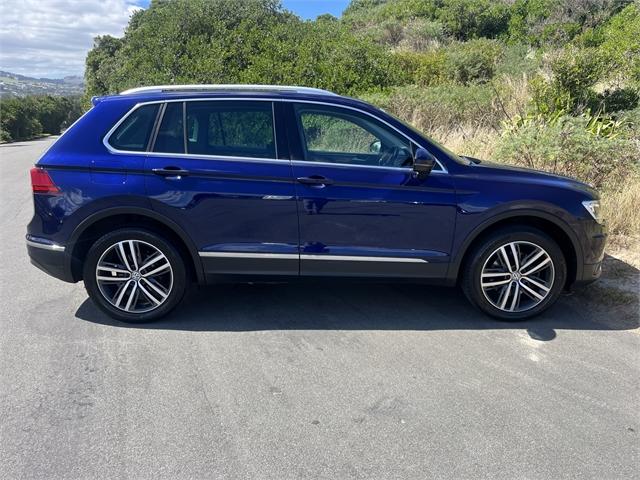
412, 148, 437, 179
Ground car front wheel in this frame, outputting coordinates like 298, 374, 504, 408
83, 229, 187, 323
461, 226, 567, 320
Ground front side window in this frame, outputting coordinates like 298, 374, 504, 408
186, 101, 275, 158
108, 104, 159, 152
294, 104, 413, 168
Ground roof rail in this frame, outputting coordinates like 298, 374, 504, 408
119, 84, 338, 96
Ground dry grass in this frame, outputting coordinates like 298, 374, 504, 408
601, 178, 640, 241
429, 126, 500, 159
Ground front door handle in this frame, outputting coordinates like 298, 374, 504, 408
152, 167, 190, 178
296, 175, 333, 187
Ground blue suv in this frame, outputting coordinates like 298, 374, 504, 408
27, 85, 606, 322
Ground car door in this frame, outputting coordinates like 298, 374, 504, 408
144, 99, 299, 277
286, 101, 457, 278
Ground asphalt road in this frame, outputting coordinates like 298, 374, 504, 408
1, 137, 638, 480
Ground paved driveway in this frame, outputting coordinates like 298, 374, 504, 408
1, 138, 638, 479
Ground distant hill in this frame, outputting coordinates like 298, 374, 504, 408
0, 71, 84, 97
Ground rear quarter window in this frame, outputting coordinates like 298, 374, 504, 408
108, 104, 159, 152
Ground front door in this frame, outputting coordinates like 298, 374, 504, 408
144, 99, 299, 277
286, 102, 457, 278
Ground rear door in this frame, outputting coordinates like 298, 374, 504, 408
286, 101, 457, 278
144, 99, 299, 277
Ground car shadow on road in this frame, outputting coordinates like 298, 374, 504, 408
75, 254, 639, 341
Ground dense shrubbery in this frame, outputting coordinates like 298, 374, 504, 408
0, 96, 82, 143
84, 0, 398, 101
495, 111, 639, 189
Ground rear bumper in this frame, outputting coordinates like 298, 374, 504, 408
26, 235, 75, 283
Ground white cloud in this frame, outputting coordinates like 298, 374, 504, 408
0, 0, 144, 78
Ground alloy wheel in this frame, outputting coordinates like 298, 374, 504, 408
95, 240, 173, 313
480, 241, 555, 313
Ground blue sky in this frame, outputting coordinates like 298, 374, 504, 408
0, 0, 351, 79
135, 0, 350, 19
282, 0, 350, 19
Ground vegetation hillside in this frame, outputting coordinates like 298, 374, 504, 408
41, 1, 640, 238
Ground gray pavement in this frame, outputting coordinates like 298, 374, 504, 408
1, 137, 638, 479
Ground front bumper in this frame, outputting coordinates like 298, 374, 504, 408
573, 220, 607, 287
26, 235, 74, 283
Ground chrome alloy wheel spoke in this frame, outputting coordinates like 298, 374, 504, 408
96, 240, 173, 314
480, 241, 555, 313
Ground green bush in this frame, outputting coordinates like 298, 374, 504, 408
443, 39, 504, 85
0, 96, 81, 142
530, 47, 605, 115
414, 50, 448, 86
495, 43, 539, 77
592, 87, 640, 113
582, 3, 640, 86
0, 128, 11, 143
436, 0, 511, 40
413, 39, 503, 87
400, 19, 446, 50
495, 112, 639, 188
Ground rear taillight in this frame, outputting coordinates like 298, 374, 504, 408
30, 167, 60, 194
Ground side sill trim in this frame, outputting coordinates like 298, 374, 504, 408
301, 254, 427, 263
26, 239, 66, 252
199, 252, 297, 259
198, 252, 428, 263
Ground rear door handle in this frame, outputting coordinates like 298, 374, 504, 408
152, 167, 190, 178
296, 175, 333, 186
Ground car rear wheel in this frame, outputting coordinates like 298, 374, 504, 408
83, 229, 186, 323
461, 226, 567, 320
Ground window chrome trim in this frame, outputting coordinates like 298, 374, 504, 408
291, 159, 411, 173
103, 97, 448, 174
198, 251, 428, 263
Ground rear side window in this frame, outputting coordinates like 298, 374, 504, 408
108, 104, 159, 152
186, 101, 275, 158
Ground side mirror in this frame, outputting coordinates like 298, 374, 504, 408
369, 140, 381, 154
412, 147, 437, 179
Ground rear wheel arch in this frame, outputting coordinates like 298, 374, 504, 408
451, 211, 582, 289
68, 208, 204, 283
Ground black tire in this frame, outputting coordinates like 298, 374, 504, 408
83, 228, 187, 323
461, 226, 567, 321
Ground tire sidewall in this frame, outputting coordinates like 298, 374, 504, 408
465, 228, 567, 321
83, 228, 187, 323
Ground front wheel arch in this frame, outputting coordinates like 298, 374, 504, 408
451, 212, 581, 289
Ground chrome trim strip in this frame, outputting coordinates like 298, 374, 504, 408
301, 254, 428, 263
199, 252, 298, 259
26, 240, 65, 252
102, 97, 448, 174
198, 251, 428, 263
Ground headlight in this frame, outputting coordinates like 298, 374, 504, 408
582, 200, 603, 223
